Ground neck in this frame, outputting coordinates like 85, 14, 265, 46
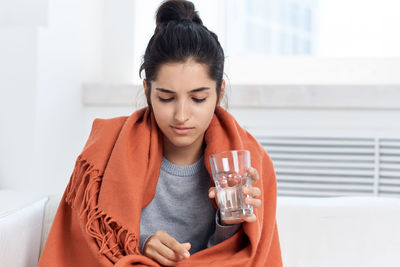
162, 135, 205, 166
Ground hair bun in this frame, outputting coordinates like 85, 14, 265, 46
156, 0, 203, 27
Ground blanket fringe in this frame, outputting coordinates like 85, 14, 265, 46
65, 155, 141, 262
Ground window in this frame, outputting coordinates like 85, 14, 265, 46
86, 0, 400, 198
226, 0, 317, 57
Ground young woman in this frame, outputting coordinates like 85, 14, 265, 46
38, 1, 282, 266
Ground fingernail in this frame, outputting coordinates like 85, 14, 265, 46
243, 187, 249, 193
184, 251, 190, 258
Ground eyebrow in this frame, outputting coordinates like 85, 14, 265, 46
155, 87, 210, 94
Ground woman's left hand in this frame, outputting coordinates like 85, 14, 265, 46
208, 167, 262, 224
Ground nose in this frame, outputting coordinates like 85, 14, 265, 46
173, 100, 189, 124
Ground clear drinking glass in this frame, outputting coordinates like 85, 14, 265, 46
209, 150, 253, 221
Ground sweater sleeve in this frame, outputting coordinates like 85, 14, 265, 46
206, 209, 241, 249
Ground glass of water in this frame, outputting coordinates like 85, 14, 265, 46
209, 150, 253, 222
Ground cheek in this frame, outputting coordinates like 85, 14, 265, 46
196, 104, 216, 129
153, 108, 170, 128
151, 104, 168, 127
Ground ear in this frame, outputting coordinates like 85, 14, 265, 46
217, 79, 226, 106
143, 79, 148, 96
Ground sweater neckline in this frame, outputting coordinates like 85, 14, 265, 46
161, 154, 205, 177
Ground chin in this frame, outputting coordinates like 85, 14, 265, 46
165, 134, 196, 147
170, 138, 194, 148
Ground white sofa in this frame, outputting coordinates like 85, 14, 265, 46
277, 196, 400, 267
1, 190, 400, 267
0, 190, 48, 267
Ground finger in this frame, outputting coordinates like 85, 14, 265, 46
145, 240, 178, 266
159, 231, 191, 260
227, 177, 239, 187
244, 197, 262, 208
220, 178, 228, 188
248, 167, 260, 185
242, 186, 261, 198
156, 240, 182, 262
148, 252, 177, 266
221, 217, 244, 224
208, 187, 219, 203
208, 187, 216, 198
242, 214, 257, 223
182, 242, 191, 251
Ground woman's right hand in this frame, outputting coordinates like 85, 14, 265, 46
143, 230, 191, 266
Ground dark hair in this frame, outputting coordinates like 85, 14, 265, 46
139, 0, 225, 108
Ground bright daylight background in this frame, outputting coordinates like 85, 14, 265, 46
0, 0, 400, 267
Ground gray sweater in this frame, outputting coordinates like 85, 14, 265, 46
139, 154, 241, 255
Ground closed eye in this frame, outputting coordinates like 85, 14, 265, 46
158, 97, 206, 103
158, 97, 174, 102
192, 97, 206, 103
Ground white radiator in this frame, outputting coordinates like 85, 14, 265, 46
254, 135, 400, 198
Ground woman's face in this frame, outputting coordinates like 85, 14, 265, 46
144, 59, 224, 153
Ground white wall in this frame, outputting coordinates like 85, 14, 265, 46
0, 0, 46, 194
32, 0, 103, 196
132, 0, 225, 84
0, 0, 133, 196
1, 0, 400, 198
0, 27, 38, 194
316, 0, 400, 57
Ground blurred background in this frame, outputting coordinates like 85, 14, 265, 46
2, 0, 399, 197
0, 0, 400, 266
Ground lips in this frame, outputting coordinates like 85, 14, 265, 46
171, 126, 194, 135
173, 126, 193, 130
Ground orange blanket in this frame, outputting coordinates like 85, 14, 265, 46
38, 106, 282, 266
